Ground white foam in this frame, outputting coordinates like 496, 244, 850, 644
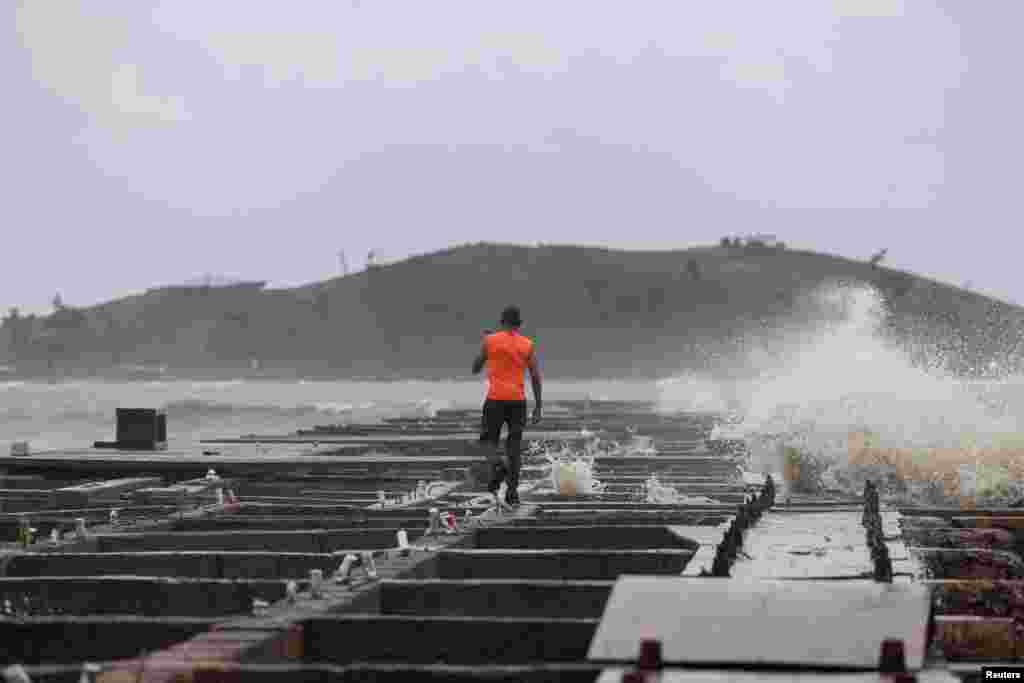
658, 282, 1024, 480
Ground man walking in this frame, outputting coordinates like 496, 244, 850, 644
472, 305, 542, 509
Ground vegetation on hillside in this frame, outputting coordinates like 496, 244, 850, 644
1, 242, 1020, 379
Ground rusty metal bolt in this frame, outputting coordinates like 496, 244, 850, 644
637, 639, 663, 671
879, 639, 906, 672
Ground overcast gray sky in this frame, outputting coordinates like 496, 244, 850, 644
5, 1, 1022, 315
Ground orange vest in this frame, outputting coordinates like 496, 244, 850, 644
485, 330, 534, 401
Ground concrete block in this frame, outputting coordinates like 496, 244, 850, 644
96, 531, 322, 554
379, 579, 614, 618
588, 578, 931, 669
0, 577, 295, 617
472, 526, 699, 551
424, 550, 694, 580
524, 512, 729, 527
302, 614, 598, 665
171, 517, 430, 532
0, 615, 216, 665
218, 553, 339, 581
4, 552, 221, 579
93, 528, 425, 554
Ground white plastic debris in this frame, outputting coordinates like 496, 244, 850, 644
396, 529, 410, 549
361, 551, 378, 579
79, 663, 101, 683
309, 569, 324, 598
334, 554, 358, 583
206, 469, 218, 481
626, 436, 656, 456
2, 665, 31, 683
50, 529, 60, 544
285, 580, 299, 603
109, 509, 120, 526
641, 475, 720, 504
551, 458, 603, 496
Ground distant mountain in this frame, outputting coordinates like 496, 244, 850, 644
1, 242, 1021, 380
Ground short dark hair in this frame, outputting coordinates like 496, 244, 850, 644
500, 305, 522, 327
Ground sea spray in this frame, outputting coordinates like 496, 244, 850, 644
641, 474, 721, 504
657, 282, 1024, 503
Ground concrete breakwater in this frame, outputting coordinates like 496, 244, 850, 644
0, 400, 1010, 681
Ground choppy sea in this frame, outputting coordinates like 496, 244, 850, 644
0, 378, 659, 453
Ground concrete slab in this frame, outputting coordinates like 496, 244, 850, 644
238, 496, 388, 507
171, 516, 433, 532
418, 549, 694, 580
729, 512, 875, 580
93, 528, 425, 553
595, 671, 959, 682
536, 503, 737, 511
303, 614, 599, 665
0, 576, 299, 617
472, 526, 700, 551
0, 615, 217, 664
234, 504, 445, 517
527, 492, 749, 504
588, 578, 931, 669
4, 552, 344, 580
88, 662, 599, 683
379, 579, 613, 618
529, 511, 729, 526
0, 452, 481, 478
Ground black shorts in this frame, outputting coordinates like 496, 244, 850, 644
479, 399, 527, 446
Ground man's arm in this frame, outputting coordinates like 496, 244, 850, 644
527, 350, 543, 423
472, 339, 488, 375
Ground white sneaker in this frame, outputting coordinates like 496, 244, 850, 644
493, 493, 513, 514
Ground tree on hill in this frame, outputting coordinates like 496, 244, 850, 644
686, 258, 702, 281
870, 248, 888, 269
1, 243, 1018, 380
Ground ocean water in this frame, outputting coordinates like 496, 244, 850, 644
0, 378, 659, 453
6, 280, 1023, 497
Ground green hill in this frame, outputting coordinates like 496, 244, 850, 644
1, 242, 1020, 380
